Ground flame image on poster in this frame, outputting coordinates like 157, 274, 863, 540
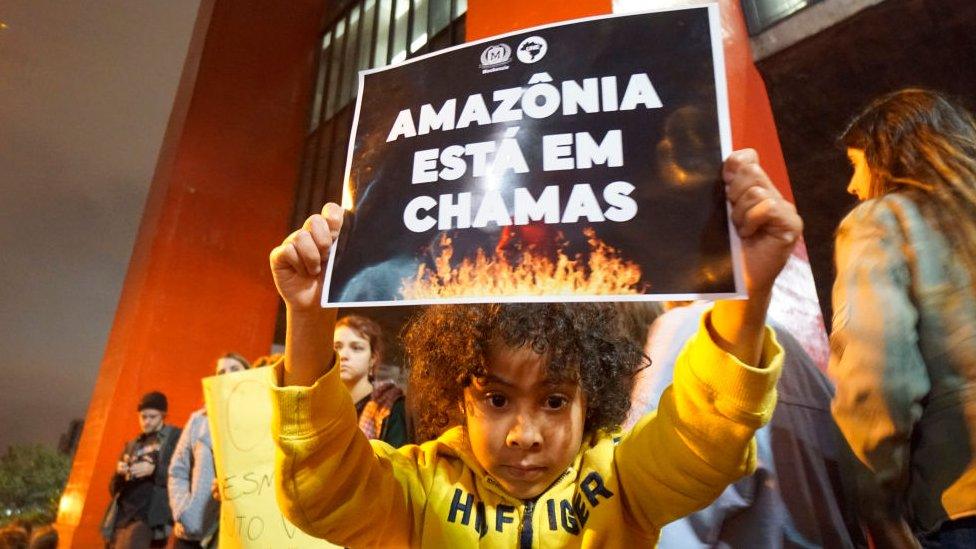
400, 228, 644, 299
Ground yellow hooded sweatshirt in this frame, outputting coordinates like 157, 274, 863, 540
270, 316, 782, 548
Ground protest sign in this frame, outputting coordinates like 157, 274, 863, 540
204, 367, 339, 548
323, 4, 740, 306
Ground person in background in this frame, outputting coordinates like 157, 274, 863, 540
27, 525, 57, 549
0, 524, 28, 549
168, 353, 250, 549
101, 391, 181, 548
830, 88, 976, 546
627, 301, 868, 548
333, 315, 409, 447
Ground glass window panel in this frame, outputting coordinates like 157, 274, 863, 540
359, 0, 376, 71
428, 25, 450, 50
390, 0, 409, 64
328, 110, 356, 205
429, 0, 450, 37
293, 136, 318, 225
313, 119, 336, 201
309, 31, 332, 131
342, 8, 361, 106
451, 12, 465, 45
453, 0, 467, 18
410, 0, 429, 53
325, 18, 346, 119
374, 0, 393, 67
743, 0, 818, 35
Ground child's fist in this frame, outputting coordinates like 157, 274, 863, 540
270, 203, 344, 311
723, 149, 802, 296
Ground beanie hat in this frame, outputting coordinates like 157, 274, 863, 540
138, 391, 168, 412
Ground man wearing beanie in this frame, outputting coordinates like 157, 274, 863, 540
101, 391, 182, 548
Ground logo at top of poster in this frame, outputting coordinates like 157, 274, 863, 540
517, 36, 548, 63
479, 43, 511, 73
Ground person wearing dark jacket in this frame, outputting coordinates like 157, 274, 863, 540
101, 391, 181, 548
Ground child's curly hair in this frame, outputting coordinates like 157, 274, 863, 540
403, 303, 647, 442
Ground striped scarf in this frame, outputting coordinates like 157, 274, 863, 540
357, 380, 404, 440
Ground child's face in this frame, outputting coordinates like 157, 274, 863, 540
463, 341, 586, 499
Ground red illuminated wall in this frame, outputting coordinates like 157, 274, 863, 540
56, 0, 325, 546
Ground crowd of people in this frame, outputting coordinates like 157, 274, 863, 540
99, 360, 239, 549
99, 316, 412, 549
87, 87, 975, 549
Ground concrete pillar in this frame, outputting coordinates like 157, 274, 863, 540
56, 0, 325, 545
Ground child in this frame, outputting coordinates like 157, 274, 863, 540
268, 149, 802, 547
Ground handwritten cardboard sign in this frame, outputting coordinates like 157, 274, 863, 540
204, 368, 339, 548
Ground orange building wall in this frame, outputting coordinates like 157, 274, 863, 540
56, 0, 325, 546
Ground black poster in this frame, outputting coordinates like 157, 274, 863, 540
322, 5, 743, 307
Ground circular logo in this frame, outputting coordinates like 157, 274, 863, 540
516, 36, 548, 64
224, 379, 273, 453
480, 43, 512, 68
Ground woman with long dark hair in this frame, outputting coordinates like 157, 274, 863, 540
830, 89, 976, 546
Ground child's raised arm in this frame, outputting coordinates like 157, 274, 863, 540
268, 204, 423, 546
710, 149, 802, 366
614, 150, 800, 530
269, 202, 344, 386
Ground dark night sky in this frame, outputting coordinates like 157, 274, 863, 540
0, 1, 201, 451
